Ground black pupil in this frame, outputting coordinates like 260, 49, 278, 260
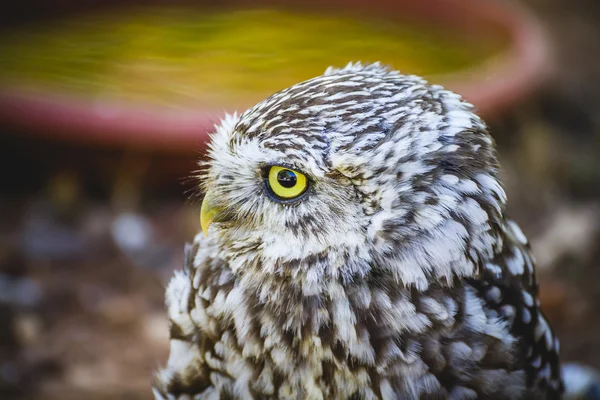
277, 169, 297, 188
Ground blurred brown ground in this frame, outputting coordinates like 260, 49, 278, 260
1, 0, 600, 399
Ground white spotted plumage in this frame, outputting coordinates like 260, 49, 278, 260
154, 63, 562, 399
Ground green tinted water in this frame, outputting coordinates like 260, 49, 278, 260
0, 7, 506, 108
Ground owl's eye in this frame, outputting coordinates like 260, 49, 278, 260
265, 166, 308, 201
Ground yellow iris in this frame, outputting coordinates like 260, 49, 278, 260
267, 166, 307, 200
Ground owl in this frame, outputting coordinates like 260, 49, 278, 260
153, 63, 562, 399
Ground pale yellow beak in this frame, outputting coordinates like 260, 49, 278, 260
200, 190, 219, 237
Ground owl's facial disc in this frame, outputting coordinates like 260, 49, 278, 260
201, 164, 311, 236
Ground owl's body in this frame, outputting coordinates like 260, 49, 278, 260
154, 64, 562, 399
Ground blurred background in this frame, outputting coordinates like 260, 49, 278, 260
0, 0, 599, 398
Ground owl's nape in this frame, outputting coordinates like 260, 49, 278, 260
154, 63, 562, 399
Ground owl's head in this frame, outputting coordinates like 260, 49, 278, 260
199, 63, 506, 293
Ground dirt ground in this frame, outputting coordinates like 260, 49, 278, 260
1, 0, 600, 399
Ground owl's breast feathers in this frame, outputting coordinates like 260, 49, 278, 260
153, 218, 562, 400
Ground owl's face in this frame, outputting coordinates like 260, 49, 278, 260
200, 63, 506, 292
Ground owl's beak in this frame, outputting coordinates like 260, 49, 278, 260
200, 190, 232, 237
200, 190, 218, 237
